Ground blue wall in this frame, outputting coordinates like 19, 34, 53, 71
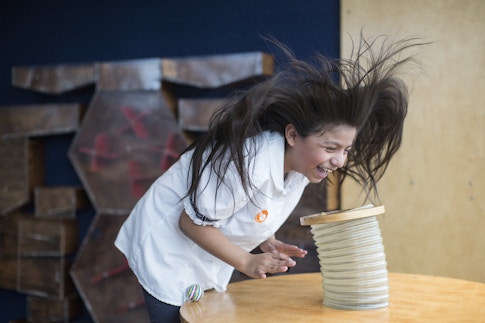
0, 1, 339, 321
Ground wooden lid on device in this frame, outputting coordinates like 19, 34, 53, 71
300, 204, 385, 226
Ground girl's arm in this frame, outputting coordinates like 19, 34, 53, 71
179, 211, 296, 279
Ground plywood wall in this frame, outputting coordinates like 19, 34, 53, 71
340, 0, 484, 282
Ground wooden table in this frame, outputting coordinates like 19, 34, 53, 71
180, 272, 485, 322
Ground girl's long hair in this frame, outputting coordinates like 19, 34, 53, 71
184, 35, 427, 213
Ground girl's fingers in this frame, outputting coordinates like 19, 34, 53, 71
271, 253, 296, 267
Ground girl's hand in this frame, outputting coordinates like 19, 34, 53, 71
259, 236, 308, 259
179, 212, 307, 280
238, 236, 308, 279
242, 251, 296, 279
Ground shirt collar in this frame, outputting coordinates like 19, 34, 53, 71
267, 131, 286, 191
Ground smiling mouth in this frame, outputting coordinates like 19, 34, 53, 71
316, 166, 333, 178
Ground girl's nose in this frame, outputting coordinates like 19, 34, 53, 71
331, 153, 346, 168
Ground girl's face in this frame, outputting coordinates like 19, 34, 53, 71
284, 124, 356, 183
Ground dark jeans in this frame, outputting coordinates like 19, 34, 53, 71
142, 288, 181, 323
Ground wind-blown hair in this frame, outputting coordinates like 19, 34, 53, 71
184, 35, 426, 211
337, 35, 425, 199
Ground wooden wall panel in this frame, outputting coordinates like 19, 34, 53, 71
341, 0, 484, 282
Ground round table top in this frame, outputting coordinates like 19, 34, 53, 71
180, 272, 485, 322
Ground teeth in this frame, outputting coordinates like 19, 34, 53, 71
318, 167, 333, 174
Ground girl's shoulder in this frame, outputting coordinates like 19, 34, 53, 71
246, 131, 285, 164
247, 131, 286, 181
254, 130, 284, 150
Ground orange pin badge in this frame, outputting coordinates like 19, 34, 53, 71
255, 209, 269, 223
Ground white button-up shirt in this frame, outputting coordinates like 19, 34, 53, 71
115, 131, 309, 306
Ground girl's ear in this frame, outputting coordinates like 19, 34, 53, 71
285, 124, 298, 147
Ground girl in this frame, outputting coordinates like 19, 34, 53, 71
115, 36, 425, 322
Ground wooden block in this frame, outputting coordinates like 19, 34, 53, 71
12, 63, 95, 94
35, 186, 89, 219
17, 257, 76, 298
178, 98, 224, 131
27, 295, 82, 323
0, 212, 32, 290
18, 218, 78, 257
0, 216, 20, 256
0, 138, 44, 216
70, 214, 149, 322
0, 228, 18, 256
162, 52, 274, 88
68, 91, 187, 214
0, 103, 83, 139
0, 212, 35, 256
0, 257, 18, 290
96, 58, 162, 91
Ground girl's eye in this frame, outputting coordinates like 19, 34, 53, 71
325, 147, 336, 152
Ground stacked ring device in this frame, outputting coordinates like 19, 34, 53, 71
300, 204, 388, 310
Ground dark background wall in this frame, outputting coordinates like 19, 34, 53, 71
0, 1, 339, 321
